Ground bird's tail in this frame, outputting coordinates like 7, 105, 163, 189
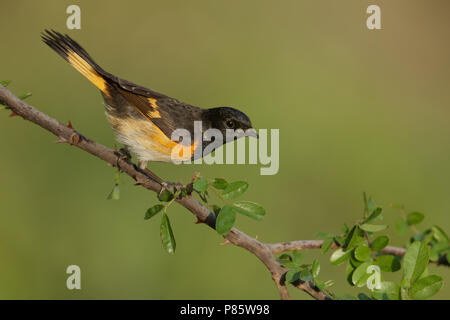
41, 29, 109, 94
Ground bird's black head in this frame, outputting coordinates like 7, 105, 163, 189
202, 107, 257, 141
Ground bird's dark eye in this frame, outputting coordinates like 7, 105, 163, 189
225, 120, 235, 129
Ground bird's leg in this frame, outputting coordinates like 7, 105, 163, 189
138, 160, 148, 170
119, 147, 132, 161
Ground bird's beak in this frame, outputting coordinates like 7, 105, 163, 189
245, 128, 259, 139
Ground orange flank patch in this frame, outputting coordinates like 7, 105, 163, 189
66, 51, 108, 94
106, 114, 198, 162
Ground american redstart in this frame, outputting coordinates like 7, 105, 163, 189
41, 30, 257, 177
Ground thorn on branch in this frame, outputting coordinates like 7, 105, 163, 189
54, 137, 68, 144
220, 239, 231, 246
134, 176, 147, 186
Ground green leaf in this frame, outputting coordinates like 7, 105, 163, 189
145, 204, 164, 220
357, 293, 373, 300
299, 269, 313, 281
362, 207, 383, 224
314, 278, 326, 291
395, 218, 408, 235
193, 178, 208, 192
330, 248, 352, 266
285, 269, 300, 283
312, 260, 320, 278
432, 225, 449, 243
407, 212, 425, 226
334, 236, 345, 246
371, 235, 390, 251
430, 242, 449, 261
360, 224, 387, 232
350, 253, 363, 268
160, 213, 176, 254
215, 205, 236, 236
221, 181, 248, 200
344, 226, 365, 249
352, 262, 372, 287
281, 261, 299, 269
107, 184, 120, 200
375, 254, 401, 272
372, 281, 401, 300
211, 178, 228, 190
412, 233, 425, 242
18, 92, 32, 100
363, 192, 370, 216
0, 80, 11, 87
291, 250, 303, 265
321, 237, 334, 254
354, 246, 372, 262
159, 189, 174, 202
422, 228, 434, 244
277, 253, 292, 265
409, 275, 443, 300
180, 187, 187, 198
367, 198, 376, 215
403, 241, 429, 286
232, 201, 265, 221
346, 263, 356, 285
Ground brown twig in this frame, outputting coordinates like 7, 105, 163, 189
268, 240, 449, 266
4, 83, 447, 300
0, 84, 333, 300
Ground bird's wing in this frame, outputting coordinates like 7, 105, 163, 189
103, 74, 203, 137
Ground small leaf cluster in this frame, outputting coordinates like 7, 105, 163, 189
277, 251, 333, 292
0, 80, 33, 109
144, 175, 266, 254
192, 177, 266, 236
400, 240, 443, 299
317, 194, 448, 300
395, 207, 450, 264
143, 185, 183, 254
107, 169, 121, 200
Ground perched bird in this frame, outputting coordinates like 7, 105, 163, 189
41, 30, 257, 179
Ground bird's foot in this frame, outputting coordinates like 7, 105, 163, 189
118, 147, 132, 162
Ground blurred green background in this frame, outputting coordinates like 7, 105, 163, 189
1, 0, 449, 299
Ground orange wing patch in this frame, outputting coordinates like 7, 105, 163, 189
146, 98, 162, 118
117, 88, 162, 120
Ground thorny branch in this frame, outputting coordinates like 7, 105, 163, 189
0, 84, 447, 300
